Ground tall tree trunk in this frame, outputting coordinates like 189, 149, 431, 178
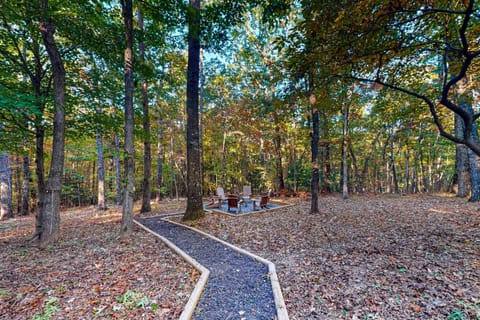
403, 123, 412, 193
341, 103, 349, 199
120, 0, 135, 237
156, 117, 164, 202
292, 122, 298, 192
462, 99, 480, 201
404, 149, 410, 194
381, 139, 389, 193
221, 111, 227, 188
273, 113, 285, 191
113, 134, 122, 205
15, 156, 22, 214
38, 4, 66, 246
199, 48, 204, 187
169, 126, 178, 200
310, 93, 319, 214
360, 132, 380, 194
33, 119, 46, 238
0, 153, 13, 220
96, 125, 106, 210
348, 143, 360, 193
389, 130, 399, 193
138, 4, 151, 213
320, 111, 331, 192
455, 110, 470, 198
183, 0, 204, 220
21, 151, 30, 216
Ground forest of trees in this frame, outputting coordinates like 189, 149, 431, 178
0, 1, 479, 244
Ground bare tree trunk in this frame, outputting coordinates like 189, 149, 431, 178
156, 117, 164, 202
96, 125, 106, 210
455, 110, 470, 198
221, 108, 227, 188
15, 156, 22, 214
389, 130, 399, 193
292, 122, 298, 192
38, 4, 66, 246
348, 143, 359, 193
113, 134, 122, 205
274, 113, 285, 191
21, 151, 30, 216
320, 111, 331, 193
404, 150, 410, 193
34, 120, 46, 238
183, 0, 204, 220
138, 4, 151, 213
169, 126, 178, 200
403, 124, 412, 194
0, 153, 13, 220
357, 131, 380, 193
341, 103, 349, 199
120, 0, 135, 237
310, 93, 319, 214
463, 104, 480, 201
381, 139, 389, 193
199, 48, 204, 189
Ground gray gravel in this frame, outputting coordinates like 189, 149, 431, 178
137, 216, 277, 320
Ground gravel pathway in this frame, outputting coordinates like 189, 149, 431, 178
137, 216, 277, 320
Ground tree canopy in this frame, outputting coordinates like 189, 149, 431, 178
0, 0, 478, 229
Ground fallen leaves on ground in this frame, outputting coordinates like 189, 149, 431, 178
177, 194, 480, 320
0, 203, 197, 320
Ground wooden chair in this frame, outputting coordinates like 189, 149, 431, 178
242, 185, 252, 207
259, 195, 269, 209
253, 194, 269, 210
242, 185, 252, 198
216, 187, 227, 200
227, 196, 242, 213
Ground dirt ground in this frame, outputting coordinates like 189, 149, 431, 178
180, 194, 480, 320
1, 194, 479, 320
0, 203, 197, 320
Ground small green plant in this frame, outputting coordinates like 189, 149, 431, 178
17, 248, 28, 256
115, 290, 153, 310
31, 297, 59, 320
116, 290, 139, 309
0, 288, 10, 298
447, 309, 464, 320
136, 296, 149, 309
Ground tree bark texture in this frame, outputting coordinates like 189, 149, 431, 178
121, 0, 135, 237
113, 134, 122, 205
156, 117, 164, 202
21, 152, 30, 216
183, 0, 204, 220
34, 118, 46, 238
39, 5, 66, 246
274, 113, 285, 191
169, 126, 179, 200
0, 153, 13, 220
455, 110, 470, 198
310, 95, 319, 214
139, 5, 151, 213
320, 111, 331, 192
462, 99, 480, 201
341, 103, 349, 199
389, 130, 399, 194
96, 127, 106, 210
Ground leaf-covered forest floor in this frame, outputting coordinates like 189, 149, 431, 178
1, 195, 479, 320
176, 194, 480, 320
0, 203, 197, 320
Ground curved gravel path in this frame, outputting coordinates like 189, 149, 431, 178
137, 216, 277, 320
